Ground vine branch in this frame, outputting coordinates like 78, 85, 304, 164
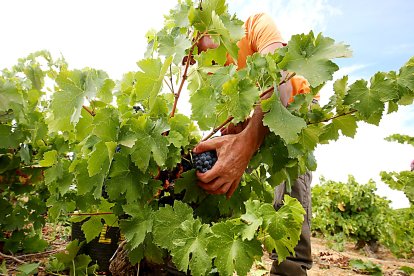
0, 251, 26, 264
307, 109, 357, 125
82, 105, 95, 117
68, 212, 114, 216
170, 31, 207, 118
170, 39, 198, 118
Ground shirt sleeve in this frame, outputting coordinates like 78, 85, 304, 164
245, 13, 286, 53
289, 76, 320, 103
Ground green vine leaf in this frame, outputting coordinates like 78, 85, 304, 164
208, 220, 263, 276
279, 31, 352, 87
262, 94, 307, 143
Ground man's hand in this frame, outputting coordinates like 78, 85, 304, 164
220, 118, 250, 136
193, 130, 257, 198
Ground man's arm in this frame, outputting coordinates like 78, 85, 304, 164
194, 42, 292, 198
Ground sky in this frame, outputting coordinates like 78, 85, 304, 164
1, 0, 413, 208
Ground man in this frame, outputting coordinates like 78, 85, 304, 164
193, 13, 313, 275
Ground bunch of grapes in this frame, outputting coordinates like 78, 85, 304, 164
192, 151, 217, 173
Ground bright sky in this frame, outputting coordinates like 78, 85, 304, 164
1, 0, 413, 208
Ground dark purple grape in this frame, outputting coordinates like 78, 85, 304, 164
192, 150, 217, 173
115, 145, 121, 153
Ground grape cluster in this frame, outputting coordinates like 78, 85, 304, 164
193, 151, 217, 173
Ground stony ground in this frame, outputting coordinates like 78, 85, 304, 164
251, 237, 414, 276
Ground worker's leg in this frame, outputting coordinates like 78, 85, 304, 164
270, 172, 313, 276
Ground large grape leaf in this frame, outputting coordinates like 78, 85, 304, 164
343, 79, 384, 120
210, 11, 239, 62
262, 94, 307, 144
188, 0, 227, 32
152, 201, 194, 249
371, 72, 399, 102
397, 56, 414, 91
106, 154, 147, 203
319, 113, 357, 143
260, 196, 305, 262
170, 219, 212, 276
175, 170, 208, 203
240, 200, 263, 240
81, 216, 103, 243
0, 125, 23, 149
134, 57, 172, 110
92, 108, 120, 142
87, 141, 114, 177
130, 116, 169, 172
189, 86, 218, 130
197, 45, 227, 67
0, 78, 23, 111
75, 159, 106, 198
221, 77, 259, 122
39, 150, 58, 167
50, 69, 109, 131
158, 33, 192, 65
279, 32, 352, 87
210, 65, 237, 90
207, 220, 262, 276
168, 114, 199, 148
119, 204, 153, 250
298, 125, 322, 151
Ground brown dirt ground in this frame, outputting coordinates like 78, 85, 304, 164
251, 237, 414, 276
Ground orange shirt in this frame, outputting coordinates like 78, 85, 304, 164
226, 13, 315, 103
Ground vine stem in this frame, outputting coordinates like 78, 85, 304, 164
201, 72, 297, 141
307, 109, 357, 125
82, 105, 95, 117
0, 251, 26, 264
68, 212, 113, 216
169, 39, 198, 118
0, 251, 47, 272
4, 249, 64, 260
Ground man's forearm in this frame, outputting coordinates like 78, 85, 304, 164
241, 104, 269, 153
242, 78, 292, 153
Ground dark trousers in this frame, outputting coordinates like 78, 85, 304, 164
270, 172, 313, 276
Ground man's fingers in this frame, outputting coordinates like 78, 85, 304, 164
213, 181, 232, 195
193, 138, 220, 154
196, 160, 222, 183
226, 179, 240, 199
197, 177, 226, 192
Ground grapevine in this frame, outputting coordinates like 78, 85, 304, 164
0, 0, 414, 275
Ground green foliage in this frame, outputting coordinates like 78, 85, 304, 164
311, 176, 392, 247
349, 259, 382, 275
47, 240, 98, 275
1, 0, 414, 274
378, 134, 414, 258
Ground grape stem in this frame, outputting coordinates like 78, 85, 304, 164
82, 105, 95, 117
201, 72, 296, 141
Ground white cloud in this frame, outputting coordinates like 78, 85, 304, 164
228, 0, 341, 40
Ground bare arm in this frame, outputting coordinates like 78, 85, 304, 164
194, 42, 292, 198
